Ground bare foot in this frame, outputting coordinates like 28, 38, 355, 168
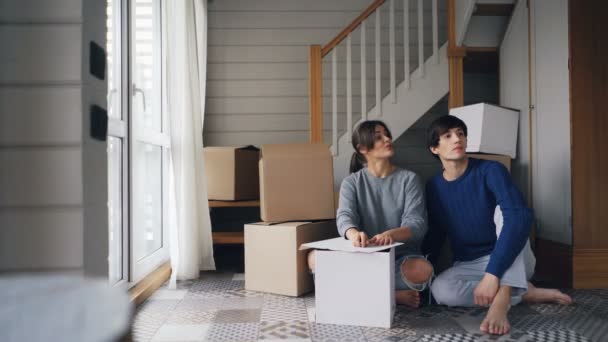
480, 286, 511, 335
396, 290, 420, 308
523, 282, 573, 305
307, 250, 316, 273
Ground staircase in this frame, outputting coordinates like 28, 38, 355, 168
333, 43, 449, 187
308, 0, 453, 189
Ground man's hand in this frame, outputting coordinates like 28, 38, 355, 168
346, 228, 369, 247
369, 231, 394, 246
474, 273, 500, 306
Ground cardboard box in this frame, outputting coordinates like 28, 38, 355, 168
300, 238, 403, 328
245, 220, 338, 297
468, 153, 511, 171
450, 103, 520, 158
259, 144, 335, 222
204, 146, 259, 200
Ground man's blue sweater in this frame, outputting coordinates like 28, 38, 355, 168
424, 158, 533, 278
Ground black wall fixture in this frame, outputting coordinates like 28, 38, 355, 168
90, 105, 108, 141
89, 41, 106, 80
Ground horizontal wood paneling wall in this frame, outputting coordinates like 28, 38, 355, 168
0, 25, 82, 82
0, 0, 85, 273
0, 87, 82, 145
205, 0, 447, 147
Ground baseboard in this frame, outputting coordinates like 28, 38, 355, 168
129, 262, 172, 306
534, 238, 572, 288
573, 248, 608, 289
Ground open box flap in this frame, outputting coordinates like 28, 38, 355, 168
299, 237, 402, 253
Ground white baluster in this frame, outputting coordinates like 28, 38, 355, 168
418, 0, 424, 78
389, 0, 396, 103
375, 9, 382, 116
433, 0, 439, 64
332, 49, 338, 156
361, 20, 367, 120
404, 0, 410, 89
347, 35, 352, 143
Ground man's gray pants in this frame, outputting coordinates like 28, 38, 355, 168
430, 207, 536, 307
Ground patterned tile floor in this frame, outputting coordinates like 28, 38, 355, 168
133, 272, 608, 342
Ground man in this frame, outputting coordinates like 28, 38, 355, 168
423, 115, 572, 336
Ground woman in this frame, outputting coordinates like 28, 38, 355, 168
308, 120, 434, 308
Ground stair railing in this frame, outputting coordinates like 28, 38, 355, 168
309, 0, 440, 157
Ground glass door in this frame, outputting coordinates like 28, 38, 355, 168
107, 0, 169, 285
130, 0, 170, 283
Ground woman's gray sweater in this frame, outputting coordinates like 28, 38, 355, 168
336, 167, 428, 257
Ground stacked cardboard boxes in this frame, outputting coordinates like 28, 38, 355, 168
204, 143, 414, 327
247, 144, 409, 327
244, 143, 338, 297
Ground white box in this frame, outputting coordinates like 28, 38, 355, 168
300, 238, 403, 328
449, 103, 520, 158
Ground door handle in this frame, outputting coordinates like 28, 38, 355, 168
132, 84, 147, 112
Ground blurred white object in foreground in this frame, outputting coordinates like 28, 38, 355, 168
0, 274, 132, 342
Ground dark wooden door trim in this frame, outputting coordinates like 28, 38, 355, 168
569, 0, 608, 288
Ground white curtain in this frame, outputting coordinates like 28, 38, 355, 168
165, 0, 215, 287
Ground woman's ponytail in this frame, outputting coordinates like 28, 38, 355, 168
349, 152, 365, 174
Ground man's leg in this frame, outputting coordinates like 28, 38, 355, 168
523, 282, 573, 305
480, 285, 512, 335
431, 253, 527, 336
495, 207, 572, 306
430, 262, 480, 307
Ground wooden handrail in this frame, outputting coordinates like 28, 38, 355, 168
448, 0, 455, 48
321, 0, 386, 57
447, 0, 464, 109
309, 45, 323, 143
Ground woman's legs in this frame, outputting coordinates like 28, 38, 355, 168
395, 290, 420, 307
307, 250, 316, 273
395, 257, 434, 308
401, 257, 434, 284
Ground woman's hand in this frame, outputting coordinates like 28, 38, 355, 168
346, 228, 369, 247
369, 231, 394, 246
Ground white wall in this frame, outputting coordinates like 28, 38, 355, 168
463, 16, 510, 47
0, 0, 108, 274
500, 0, 530, 202
455, 0, 475, 45
530, 0, 571, 244
204, 0, 447, 146
82, 0, 109, 277
500, 0, 571, 245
